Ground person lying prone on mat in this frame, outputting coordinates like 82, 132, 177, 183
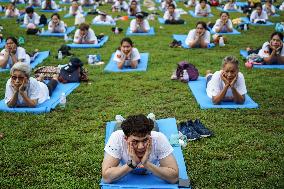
112, 0, 129, 12
5, 3, 20, 18
5, 63, 58, 108
224, 0, 237, 11
130, 12, 150, 33
211, 12, 233, 33
92, 11, 115, 25
195, 0, 211, 17
0, 37, 31, 69
250, 3, 268, 23
185, 21, 211, 48
161, 0, 177, 12
80, 0, 94, 6
48, 13, 66, 33
28, 0, 41, 7
163, 4, 184, 24
69, 1, 83, 16
113, 37, 140, 69
206, 56, 247, 105
42, 0, 58, 10
262, 0, 276, 16
102, 114, 179, 184
73, 23, 98, 44
186, 0, 199, 8
23, 7, 40, 27
128, 0, 141, 16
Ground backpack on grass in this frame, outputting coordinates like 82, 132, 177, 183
174, 61, 199, 82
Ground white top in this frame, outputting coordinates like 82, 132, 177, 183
185, 29, 211, 45
28, 0, 41, 5
104, 130, 174, 165
5, 77, 49, 105
113, 47, 140, 67
163, 10, 180, 20
48, 20, 66, 33
206, 71, 247, 98
250, 10, 268, 23
280, 2, 284, 11
68, 6, 83, 15
258, 42, 284, 58
127, 6, 141, 16
92, 15, 115, 24
187, 0, 199, 7
73, 28, 98, 44
195, 4, 211, 15
161, 1, 177, 11
11, 0, 25, 3
224, 2, 237, 10
112, 1, 129, 10
5, 8, 20, 17
212, 19, 233, 33
262, 4, 276, 15
0, 47, 31, 69
41, 0, 58, 9
130, 19, 150, 32
80, 0, 94, 4
23, 12, 40, 26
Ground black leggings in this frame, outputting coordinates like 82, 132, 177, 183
165, 19, 185, 25
46, 79, 58, 96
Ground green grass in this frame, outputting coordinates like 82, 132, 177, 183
0, 2, 284, 189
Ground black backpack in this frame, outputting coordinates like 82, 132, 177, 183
39, 14, 48, 25
57, 45, 73, 58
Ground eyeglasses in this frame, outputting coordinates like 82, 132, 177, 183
11, 76, 26, 81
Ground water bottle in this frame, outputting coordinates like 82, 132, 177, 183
88, 55, 94, 64
114, 27, 119, 34
219, 36, 225, 47
58, 51, 63, 60
183, 70, 189, 81
41, 28, 45, 33
64, 34, 68, 42
59, 92, 66, 108
244, 24, 247, 31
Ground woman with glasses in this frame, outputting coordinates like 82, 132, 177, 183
0, 37, 30, 69
5, 63, 58, 108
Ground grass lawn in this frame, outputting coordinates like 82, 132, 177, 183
0, 1, 283, 189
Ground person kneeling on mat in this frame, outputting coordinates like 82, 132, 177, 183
163, 4, 184, 24
102, 114, 179, 184
5, 63, 58, 108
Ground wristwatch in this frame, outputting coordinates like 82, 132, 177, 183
127, 160, 137, 169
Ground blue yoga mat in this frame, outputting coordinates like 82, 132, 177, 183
208, 27, 241, 35
239, 49, 284, 69
0, 82, 80, 114
39, 8, 62, 13
126, 27, 155, 36
216, 7, 242, 13
67, 36, 109, 48
172, 34, 215, 49
39, 26, 75, 37
101, 117, 191, 189
0, 0, 10, 2
63, 12, 87, 18
235, 2, 248, 7
0, 51, 50, 73
104, 53, 149, 73
0, 40, 5, 48
158, 17, 186, 25
240, 17, 274, 26
20, 24, 45, 28
188, 10, 213, 18
92, 21, 116, 26
188, 77, 258, 109
59, 1, 71, 4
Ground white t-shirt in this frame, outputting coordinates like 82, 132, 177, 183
68, 6, 83, 15
130, 19, 150, 32
258, 42, 284, 58
0, 47, 31, 69
185, 29, 211, 46
73, 28, 98, 44
28, 0, 41, 6
212, 19, 233, 33
112, 1, 129, 10
41, 0, 58, 9
195, 4, 211, 15
92, 15, 115, 24
23, 12, 40, 26
11, 0, 25, 3
48, 20, 66, 33
127, 6, 141, 16
163, 10, 180, 20
280, 2, 284, 11
104, 130, 174, 166
206, 71, 247, 99
5, 77, 49, 105
113, 47, 140, 67
187, 0, 199, 7
80, 0, 94, 5
224, 2, 237, 10
262, 4, 275, 15
5, 8, 20, 17
250, 10, 268, 23
161, 1, 177, 11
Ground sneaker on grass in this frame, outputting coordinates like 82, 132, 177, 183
178, 121, 200, 141
192, 119, 213, 138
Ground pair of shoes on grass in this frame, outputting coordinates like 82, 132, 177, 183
169, 40, 182, 48
178, 119, 213, 141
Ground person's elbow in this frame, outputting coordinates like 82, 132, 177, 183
212, 97, 221, 105
168, 172, 179, 184
102, 171, 113, 184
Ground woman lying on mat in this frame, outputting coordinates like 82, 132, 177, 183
161, 0, 177, 12
5, 3, 20, 18
48, 13, 66, 33
113, 37, 140, 69
23, 7, 40, 27
206, 56, 247, 104
80, 0, 94, 6
92, 11, 115, 25
211, 12, 233, 33
262, 0, 276, 16
69, 1, 83, 16
257, 32, 284, 64
163, 4, 184, 24
5, 63, 58, 108
224, 0, 237, 11
185, 21, 210, 48
250, 3, 268, 23
102, 114, 179, 184
112, 0, 129, 12
73, 23, 98, 44
186, 0, 199, 8
0, 37, 30, 69
195, 0, 211, 17
128, 0, 141, 16
41, 0, 58, 10
130, 12, 150, 33
28, 0, 41, 7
